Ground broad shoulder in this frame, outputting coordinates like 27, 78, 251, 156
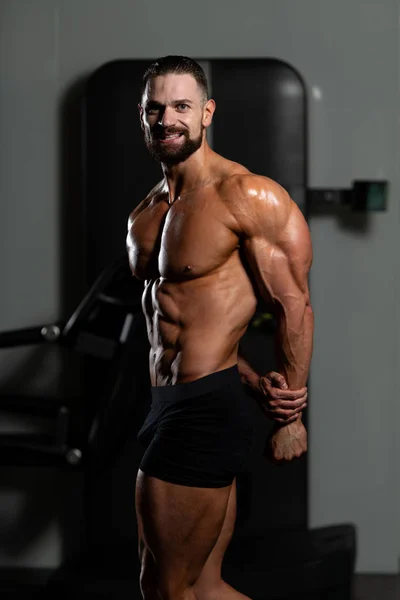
127, 180, 166, 229
219, 173, 293, 237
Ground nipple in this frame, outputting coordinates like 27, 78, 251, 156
184, 265, 193, 272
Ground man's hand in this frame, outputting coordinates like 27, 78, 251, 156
264, 419, 308, 465
259, 371, 308, 424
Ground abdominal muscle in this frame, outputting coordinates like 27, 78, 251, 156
143, 256, 257, 386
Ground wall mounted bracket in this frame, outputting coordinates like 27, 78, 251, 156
308, 180, 388, 212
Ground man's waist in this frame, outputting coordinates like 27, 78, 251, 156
150, 364, 240, 403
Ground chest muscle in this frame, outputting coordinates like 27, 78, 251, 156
128, 197, 239, 281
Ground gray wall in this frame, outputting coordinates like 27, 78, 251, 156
0, 0, 399, 573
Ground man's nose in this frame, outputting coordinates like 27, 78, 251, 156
158, 106, 176, 128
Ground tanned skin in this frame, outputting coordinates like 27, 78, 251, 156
127, 72, 313, 600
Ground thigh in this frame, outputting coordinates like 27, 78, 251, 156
136, 469, 232, 588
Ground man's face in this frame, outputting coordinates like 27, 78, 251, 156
140, 73, 210, 165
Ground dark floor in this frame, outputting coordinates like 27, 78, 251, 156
353, 575, 400, 600
0, 572, 399, 599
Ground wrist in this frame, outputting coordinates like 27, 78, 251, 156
276, 413, 304, 429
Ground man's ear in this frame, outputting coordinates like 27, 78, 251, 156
203, 99, 216, 128
138, 103, 145, 131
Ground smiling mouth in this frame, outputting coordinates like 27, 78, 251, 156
158, 133, 184, 143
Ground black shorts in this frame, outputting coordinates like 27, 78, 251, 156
137, 365, 255, 488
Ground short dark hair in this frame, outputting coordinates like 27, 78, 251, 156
142, 55, 209, 103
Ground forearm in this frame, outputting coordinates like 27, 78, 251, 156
275, 302, 314, 390
237, 351, 261, 393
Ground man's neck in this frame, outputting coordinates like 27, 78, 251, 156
161, 142, 214, 204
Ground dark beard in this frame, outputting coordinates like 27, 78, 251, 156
145, 127, 204, 166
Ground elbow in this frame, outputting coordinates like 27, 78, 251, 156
303, 295, 314, 324
275, 291, 311, 314
274, 293, 313, 331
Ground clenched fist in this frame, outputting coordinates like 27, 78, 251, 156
264, 419, 308, 464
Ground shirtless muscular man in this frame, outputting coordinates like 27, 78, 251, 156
127, 56, 314, 600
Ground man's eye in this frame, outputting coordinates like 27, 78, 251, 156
177, 104, 189, 111
146, 107, 159, 115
